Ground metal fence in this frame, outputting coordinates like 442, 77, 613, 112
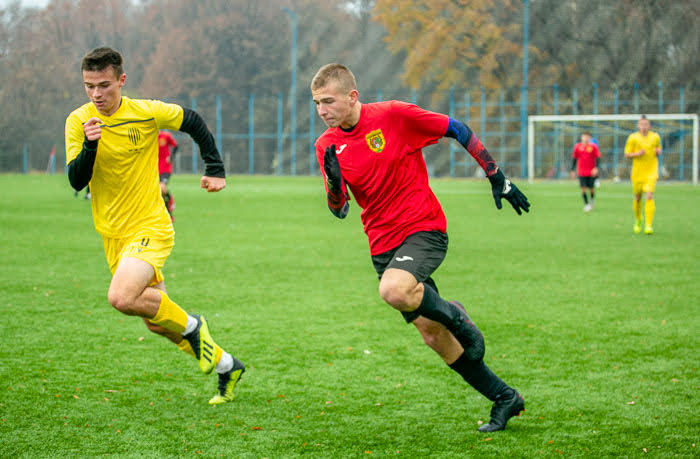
16, 83, 700, 180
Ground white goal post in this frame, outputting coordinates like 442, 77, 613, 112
528, 113, 699, 185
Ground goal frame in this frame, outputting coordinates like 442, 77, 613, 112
527, 113, 699, 185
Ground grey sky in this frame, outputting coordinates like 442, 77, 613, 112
0, 0, 50, 7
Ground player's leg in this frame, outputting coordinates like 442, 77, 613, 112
586, 177, 596, 209
159, 175, 174, 220
632, 182, 643, 233
108, 256, 244, 403
409, 304, 523, 431
414, 316, 523, 426
644, 189, 655, 234
141, 282, 196, 358
578, 177, 590, 211
377, 232, 484, 360
107, 255, 219, 371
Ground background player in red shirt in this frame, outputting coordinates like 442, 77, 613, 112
158, 130, 178, 219
569, 132, 600, 212
312, 64, 530, 432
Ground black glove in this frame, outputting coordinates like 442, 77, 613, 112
323, 144, 342, 193
488, 169, 530, 215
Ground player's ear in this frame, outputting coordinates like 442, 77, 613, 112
118, 73, 126, 87
348, 89, 359, 104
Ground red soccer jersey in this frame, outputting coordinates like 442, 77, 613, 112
315, 101, 449, 255
158, 131, 178, 174
572, 142, 600, 177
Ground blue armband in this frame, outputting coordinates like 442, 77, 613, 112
445, 118, 473, 149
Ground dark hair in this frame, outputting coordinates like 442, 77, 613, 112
581, 131, 592, 137
640, 114, 648, 120
81, 47, 123, 78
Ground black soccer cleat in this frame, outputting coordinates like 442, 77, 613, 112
449, 301, 485, 361
478, 389, 525, 432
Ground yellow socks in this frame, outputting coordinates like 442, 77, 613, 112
633, 200, 642, 222
149, 291, 188, 334
177, 339, 196, 358
644, 199, 655, 226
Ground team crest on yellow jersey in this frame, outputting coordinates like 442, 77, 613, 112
128, 128, 141, 146
365, 129, 385, 153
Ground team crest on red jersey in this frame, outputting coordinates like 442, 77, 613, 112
365, 129, 385, 153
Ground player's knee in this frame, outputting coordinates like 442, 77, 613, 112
107, 288, 137, 315
379, 280, 411, 308
159, 182, 167, 194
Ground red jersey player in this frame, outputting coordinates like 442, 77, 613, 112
311, 64, 530, 433
570, 132, 600, 212
158, 130, 178, 219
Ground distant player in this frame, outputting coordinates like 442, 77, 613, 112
312, 64, 530, 432
624, 115, 661, 234
158, 130, 178, 220
570, 132, 601, 212
65, 47, 244, 404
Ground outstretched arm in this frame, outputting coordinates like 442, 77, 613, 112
179, 108, 225, 191
445, 118, 530, 215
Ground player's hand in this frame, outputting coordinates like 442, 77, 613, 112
201, 176, 225, 192
323, 144, 342, 193
83, 117, 103, 141
591, 167, 599, 177
488, 169, 530, 215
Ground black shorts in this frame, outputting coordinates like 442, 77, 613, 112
159, 173, 171, 184
578, 176, 595, 188
371, 230, 448, 323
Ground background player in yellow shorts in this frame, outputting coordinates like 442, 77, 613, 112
65, 47, 243, 405
624, 115, 662, 234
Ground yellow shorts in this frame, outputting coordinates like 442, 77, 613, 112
102, 234, 174, 285
632, 179, 656, 195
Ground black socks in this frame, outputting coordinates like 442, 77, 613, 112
449, 352, 510, 401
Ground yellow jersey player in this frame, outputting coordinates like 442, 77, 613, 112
624, 115, 662, 234
65, 47, 243, 405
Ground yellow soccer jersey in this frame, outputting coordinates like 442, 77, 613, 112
65, 97, 183, 238
624, 131, 661, 182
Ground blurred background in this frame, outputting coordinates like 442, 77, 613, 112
1, 0, 698, 179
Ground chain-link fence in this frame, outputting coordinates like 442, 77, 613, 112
9, 83, 699, 180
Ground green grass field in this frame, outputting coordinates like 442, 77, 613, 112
1, 174, 698, 457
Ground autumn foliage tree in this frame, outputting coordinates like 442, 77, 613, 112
373, 0, 529, 91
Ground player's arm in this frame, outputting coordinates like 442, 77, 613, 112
322, 144, 349, 219
66, 117, 102, 191
655, 135, 662, 156
590, 145, 601, 177
444, 118, 530, 215
178, 108, 225, 191
624, 136, 642, 158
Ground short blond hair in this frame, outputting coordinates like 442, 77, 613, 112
310, 63, 357, 93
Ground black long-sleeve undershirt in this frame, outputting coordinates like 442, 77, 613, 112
180, 108, 224, 178
67, 138, 98, 191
